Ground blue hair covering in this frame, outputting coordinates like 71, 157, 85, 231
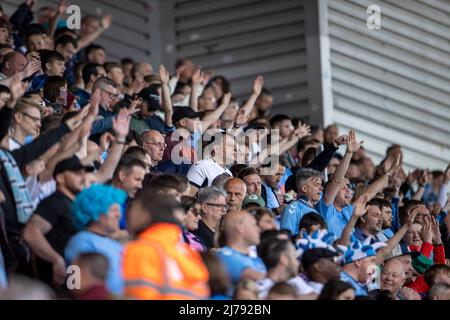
72, 184, 127, 230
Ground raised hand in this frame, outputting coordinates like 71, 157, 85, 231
65, 107, 90, 131
127, 76, 146, 96
101, 15, 113, 30
353, 193, 369, 218
346, 130, 364, 154
234, 108, 250, 126
20, 59, 41, 79
430, 216, 442, 245
127, 100, 141, 115
9, 73, 27, 105
386, 153, 402, 176
113, 108, 130, 140
26, 0, 36, 10
203, 71, 213, 85
221, 92, 232, 107
334, 134, 348, 146
99, 132, 115, 151
420, 215, 433, 244
294, 122, 311, 140
406, 206, 420, 227
159, 64, 170, 85
175, 64, 187, 78
252, 75, 264, 96
191, 67, 204, 85
431, 202, 442, 218
25, 51, 40, 62
57, 0, 68, 16
417, 169, 429, 186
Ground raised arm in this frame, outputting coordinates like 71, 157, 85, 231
159, 65, 174, 128
189, 67, 203, 111
242, 75, 264, 118
306, 135, 347, 172
200, 93, 231, 132
336, 194, 368, 246
363, 154, 402, 202
278, 123, 311, 156
77, 15, 112, 50
324, 130, 363, 206
412, 169, 428, 201
95, 108, 130, 183
47, 0, 67, 38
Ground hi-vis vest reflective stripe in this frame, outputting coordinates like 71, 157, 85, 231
123, 224, 210, 300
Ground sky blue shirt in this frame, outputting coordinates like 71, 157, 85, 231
0, 249, 7, 289
340, 271, 368, 296
64, 231, 124, 295
216, 246, 267, 284
280, 197, 319, 236
262, 183, 280, 210
318, 201, 353, 239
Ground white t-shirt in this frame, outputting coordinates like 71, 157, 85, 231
186, 158, 232, 188
256, 276, 314, 299
8, 137, 21, 151
307, 281, 324, 294
26, 176, 56, 210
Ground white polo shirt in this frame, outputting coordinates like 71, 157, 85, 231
187, 157, 232, 188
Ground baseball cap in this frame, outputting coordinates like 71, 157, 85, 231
301, 248, 340, 270
172, 106, 203, 124
242, 194, 266, 208
53, 156, 95, 178
137, 87, 161, 111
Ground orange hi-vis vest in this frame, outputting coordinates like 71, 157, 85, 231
123, 222, 210, 300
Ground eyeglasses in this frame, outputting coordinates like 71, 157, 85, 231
21, 112, 41, 122
144, 141, 167, 149
102, 88, 121, 99
205, 203, 229, 210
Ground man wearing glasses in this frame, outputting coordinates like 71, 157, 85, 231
192, 186, 228, 250
7, 99, 41, 151
140, 129, 167, 174
92, 77, 120, 119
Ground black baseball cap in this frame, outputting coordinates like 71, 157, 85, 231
137, 87, 161, 111
301, 248, 340, 271
53, 156, 95, 178
172, 106, 203, 124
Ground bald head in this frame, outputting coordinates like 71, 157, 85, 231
224, 178, 247, 211
2, 52, 27, 77
141, 130, 166, 163
222, 210, 260, 247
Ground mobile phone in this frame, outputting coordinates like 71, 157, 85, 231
59, 87, 67, 107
